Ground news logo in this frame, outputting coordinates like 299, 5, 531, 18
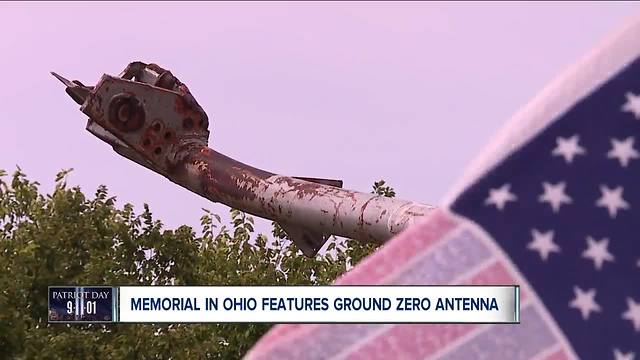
48, 286, 118, 323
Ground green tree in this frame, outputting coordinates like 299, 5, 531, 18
0, 169, 396, 359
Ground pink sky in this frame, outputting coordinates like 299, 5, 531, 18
2, 2, 638, 231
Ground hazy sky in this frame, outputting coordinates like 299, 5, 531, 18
2, 2, 639, 233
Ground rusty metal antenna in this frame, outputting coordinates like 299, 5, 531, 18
53, 62, 434, 257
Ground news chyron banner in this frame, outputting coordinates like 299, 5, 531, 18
48, 286, 520, 323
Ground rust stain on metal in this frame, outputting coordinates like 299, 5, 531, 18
357, 197, 376, 235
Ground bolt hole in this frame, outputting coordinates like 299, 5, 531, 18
153, 123, 162, 132
154, 147, 162, 155
183, 117, 194, 129
117, 104, 131, 123
164, 131, 172, 140
142, 139, 151, 147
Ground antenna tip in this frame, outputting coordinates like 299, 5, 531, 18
50, 71, 73, 87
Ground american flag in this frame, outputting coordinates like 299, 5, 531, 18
246, 17, 640, 360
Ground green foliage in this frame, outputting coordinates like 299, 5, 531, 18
372, 180, 396, 198
0, 169, 396, 359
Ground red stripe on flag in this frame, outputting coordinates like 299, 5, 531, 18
457, 261, 528, 302
543, 349, 570, 360
342, 260, 525, 359
345, 324, 476, 360
337, 210, 458, 285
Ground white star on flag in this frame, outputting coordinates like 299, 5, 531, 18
622, 297, 640, 332
527, 229, 560, 261
608, 137, 640, 167
552, 135, 586, 163
569, 286, 602, 320
582, 236, 615, 270
622, 92, 640, 119
539, 181, 572, 213
484, 184, 517, 210
614, 349, 636, 360
596, 185, 630, 218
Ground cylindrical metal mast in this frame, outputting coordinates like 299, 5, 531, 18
170, 145, 433, 255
